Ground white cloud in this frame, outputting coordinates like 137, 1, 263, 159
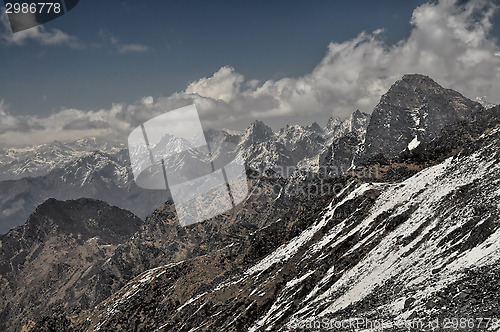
0, 10, 83, 48
1, 0, 500, 147
117, 43, 150, 53
141, 96, 154, 107
174, 0, 500, 123
186, 67, 244, 102
98, 29, 151, 54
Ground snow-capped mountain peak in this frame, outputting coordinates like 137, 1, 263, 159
0, 137, 125, 182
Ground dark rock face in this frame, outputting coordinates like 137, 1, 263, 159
363, 74, 484, 160
349, 109, 370, 134
320, 132, 361, 174
0, 198, 143, 332
351, 105, 500, 184
316, 110, 370, 176
381, 104, 500, 180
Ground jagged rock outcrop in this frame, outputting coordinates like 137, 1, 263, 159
318, 110, 369, 174
362, 74, 484, 161
240, 121, 276, 148
325, 109, 370, 143
356, 104, 500, 183
319, 132, 361, 174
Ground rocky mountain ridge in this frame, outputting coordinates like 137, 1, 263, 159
0, 110, 369, 234
362, 74, 484, 161
0, 73, 498, 331
0, 198, 143, 332
0, 75, 496, 236
0, 74, 496, 237
0, 75, 493, 189
37, 120, 500, 332
3, 167, 340, 332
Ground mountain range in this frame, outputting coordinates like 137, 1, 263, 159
0, 105, 369, 235
0, 137, 126, 182
1, 74, 492, 235
0, 74, 499, 331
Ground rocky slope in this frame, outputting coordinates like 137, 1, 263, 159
68, 118, 500, 332
316, 110, 370, 175
0, 198, 143, 332
2, 73, 499, 331
3, 166, 325, 332
319, 132, 361, 175
310, 110, 370, 172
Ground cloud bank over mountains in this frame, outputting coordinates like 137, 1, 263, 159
1, 0, 499, 147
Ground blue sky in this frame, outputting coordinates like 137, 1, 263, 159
1, 0, 500, 146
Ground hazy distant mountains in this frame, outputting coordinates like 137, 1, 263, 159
0, 151, 170, 234
0, 137, 126, 182
0, 108, 369, 234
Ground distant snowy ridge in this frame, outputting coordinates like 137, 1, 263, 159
0, 110, 370, 182
0, 137, 125, 181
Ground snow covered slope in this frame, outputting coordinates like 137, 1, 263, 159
76, 124, 500, 332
